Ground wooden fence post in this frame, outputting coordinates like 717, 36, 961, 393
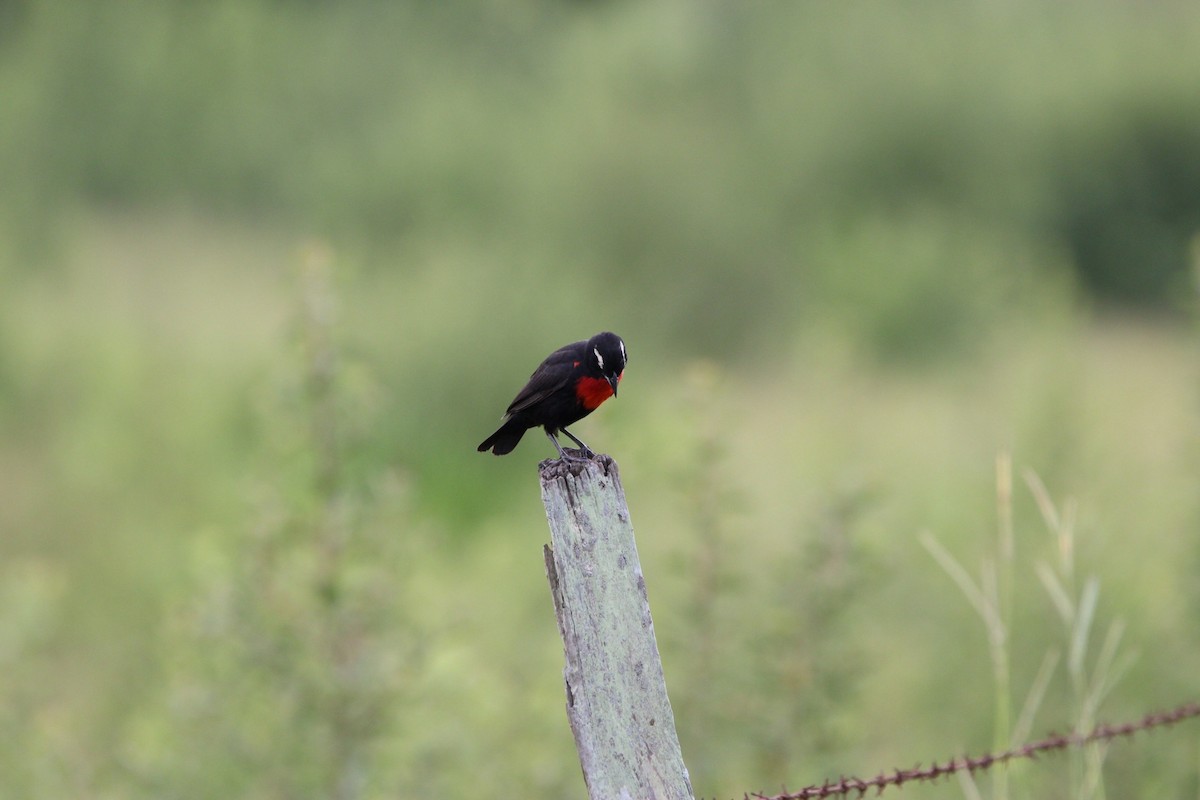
540, 454, 694, 800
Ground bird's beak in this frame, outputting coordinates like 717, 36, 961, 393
608, 373, 621, 397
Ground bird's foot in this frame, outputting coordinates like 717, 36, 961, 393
560, 447, 594, 462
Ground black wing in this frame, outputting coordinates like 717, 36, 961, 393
504, 340, 583, 417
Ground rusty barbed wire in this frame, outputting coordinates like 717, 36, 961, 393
741, 701, 1200, 800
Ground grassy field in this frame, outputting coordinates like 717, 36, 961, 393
2, 210, 1196, 798
2, 2, 1200, 798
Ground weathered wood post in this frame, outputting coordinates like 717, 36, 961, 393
540, 454, 694, 800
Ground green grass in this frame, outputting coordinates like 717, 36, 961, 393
2, 210, 1198, 798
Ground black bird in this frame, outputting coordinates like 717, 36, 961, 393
477, 332, 627, 460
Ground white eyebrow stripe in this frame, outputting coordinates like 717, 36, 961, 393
619, 339, 626, 364
594, 347, 603, 369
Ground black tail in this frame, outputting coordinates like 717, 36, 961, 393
477, 418, 527, 455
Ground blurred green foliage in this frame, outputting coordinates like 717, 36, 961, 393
2, 1, 1200, 798
4, 1, 1200, 321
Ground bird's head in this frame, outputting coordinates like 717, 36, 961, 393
586, 331, 627, 396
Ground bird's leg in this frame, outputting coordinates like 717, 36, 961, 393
559, 427, 595, 459
546, 429, 590, 461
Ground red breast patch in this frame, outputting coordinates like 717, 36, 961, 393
575, 374, 618, 410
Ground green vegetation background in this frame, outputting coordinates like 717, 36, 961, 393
1, 1, 1198, 797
